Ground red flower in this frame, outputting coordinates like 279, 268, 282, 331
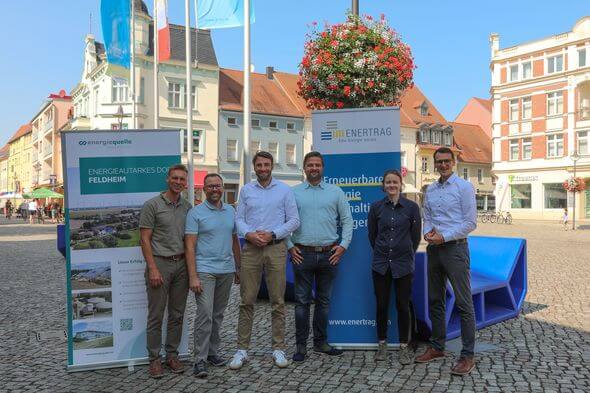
336, 101, 345, 108
343, 86, 351, 96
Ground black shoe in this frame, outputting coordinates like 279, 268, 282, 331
207, 355, 226, 367
193, 361, 208, 378
313, 344, 344, 356
292, 351, 306, 362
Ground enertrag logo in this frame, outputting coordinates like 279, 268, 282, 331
78, 139, 132, 147
321, 121, 344, 141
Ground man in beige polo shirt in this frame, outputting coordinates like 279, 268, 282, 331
139, 164, 192, 378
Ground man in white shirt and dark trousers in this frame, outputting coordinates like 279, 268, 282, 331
415, 147, 478, 376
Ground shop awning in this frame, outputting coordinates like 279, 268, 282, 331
193, 170, 208, 188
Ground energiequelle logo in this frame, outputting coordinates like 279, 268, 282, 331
78, 139, 132, 147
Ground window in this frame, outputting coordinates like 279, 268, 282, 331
509, 99, 519, 121
578, 131, 588, 155
421, 157, 428, 172
251, 119, 260, 128
227, 117, 237, 126
511, 184, 532, 208
226, 139, 238, 161
400, 151, 407, 167
546, 134, 564, 158
443, 132, 452, 146
509, 140, 519, 160
182, 130, 201, 153
139, 77, 145, 104
286, 122, 295, 131
462, 167, 469, 180
250, 140, 260, 154
432, 130, 441, 145
522, 97, 532, 120
286, 144, 296, 165
224, 183, 238, 204
420, 103, 429, 116
522, 138, 532, 160
168, 82, 182, 108
522, 62, 532, 79
547, 54, 563, 73
509, 65, 519, 81
268, 142, 278, 161
544, 183, 567, 208
477, 168, 483, 184
547, 92, 563, 116
111, 123, 128, 130
112, 78, 128, 103
269, 121, 278, 129
579, 48, 587, 68
94, 88, 99, 115
419, 128, 429, 143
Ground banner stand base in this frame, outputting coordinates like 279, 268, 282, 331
66, 354, 191, 373
331, 343, 401, 350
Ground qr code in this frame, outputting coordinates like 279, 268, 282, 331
120, 318, 133, 331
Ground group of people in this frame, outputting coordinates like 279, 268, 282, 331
139, 146, 478, 380
3, 199, 62, 224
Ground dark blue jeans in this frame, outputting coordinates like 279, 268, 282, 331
293, 250, 338, 349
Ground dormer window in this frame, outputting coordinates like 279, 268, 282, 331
420, 102, 429, 116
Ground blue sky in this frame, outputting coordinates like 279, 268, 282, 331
1, 1, 589, 145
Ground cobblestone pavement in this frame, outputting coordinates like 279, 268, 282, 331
0, 218, 589, 392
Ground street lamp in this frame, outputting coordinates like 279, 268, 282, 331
352, 0, 359, 16
115, 105, 125, 130
570, 150, 580, 230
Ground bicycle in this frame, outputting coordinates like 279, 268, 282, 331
495, 211, 513, 224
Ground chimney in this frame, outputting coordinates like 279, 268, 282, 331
489, 33, 500, 58
266, 66, 274, 80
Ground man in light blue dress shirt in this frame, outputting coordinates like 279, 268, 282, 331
229, 151, 300, 370
286, 151, 353, 362
415, 147, 477, 376
185, 173, 241, 378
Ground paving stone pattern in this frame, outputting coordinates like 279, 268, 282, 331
0, 219, 588, 392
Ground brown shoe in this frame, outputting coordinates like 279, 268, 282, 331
165, 356, 185, 374
451, 356, 476, 375
148, 359, 164, 379
414, 347, 445, 363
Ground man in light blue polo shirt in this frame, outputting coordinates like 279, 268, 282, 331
185, 173, 241, 378
287, 151, 353, 362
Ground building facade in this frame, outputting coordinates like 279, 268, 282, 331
67, 1, 220, 200
0, 145, 8, 193
6, 124, 32, 195
455, 97, 493, 137
491, 16, 590, 220
30, 90, 72, 190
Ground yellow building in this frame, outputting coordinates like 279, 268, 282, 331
7, 124, 32, 195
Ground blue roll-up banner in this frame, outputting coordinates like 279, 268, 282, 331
101, 0, 131, 69
313, 107, 401, 348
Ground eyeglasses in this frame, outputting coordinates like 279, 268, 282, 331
205, 184, 223, 190
434, 159, 453, 165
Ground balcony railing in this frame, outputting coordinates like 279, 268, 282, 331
43, 144, 53, 158
577, 108, 590, 121
44, 119, 53, 133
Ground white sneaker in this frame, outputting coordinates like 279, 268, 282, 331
272, 350, 289, 368
229, 350, 248, 370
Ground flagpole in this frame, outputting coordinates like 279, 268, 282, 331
153, 0, 159, 128
185, 0, 194, 205
154, 0, 160, 130
130, 0, 137, 129
241, 0, 251, 189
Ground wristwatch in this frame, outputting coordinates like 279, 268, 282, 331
271, 232, 277, 240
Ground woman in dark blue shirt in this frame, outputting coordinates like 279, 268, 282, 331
368, 169, 421, 365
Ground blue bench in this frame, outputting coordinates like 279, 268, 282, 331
413, 236, 527, 340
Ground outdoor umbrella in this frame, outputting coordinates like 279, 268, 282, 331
23, 188, 63, 199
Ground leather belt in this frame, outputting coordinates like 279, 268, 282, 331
439, 238, 467, 246
295, 243, 336, 253
155, 253, 185, 261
